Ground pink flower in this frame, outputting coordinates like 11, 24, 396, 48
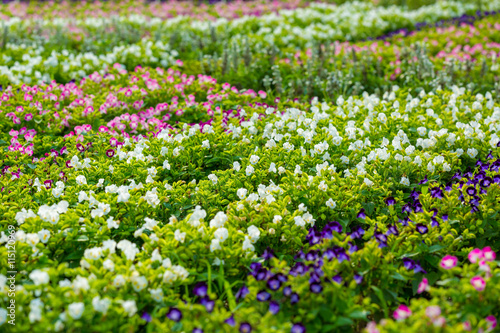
470, 276, 486, 291
468, 248, 483, 263
482, 247, 496, 261
433, 316, 446, 327
486, 316, 497, 331
24, 113, 33, 121
440, 255, 458, 269
463, 321, 472, 331
365, 321, 380, 333
393, 304, 412, 321
425, 305, 441, 319
417, 277, 429, 294
258, 90, 267, 99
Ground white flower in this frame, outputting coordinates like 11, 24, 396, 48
92, 296, 111, 314
209, 211, 228, 228
214, 228, 229, 242
208, 174, 218, 185
400, 176, 410, 186
237, 188, 247, 200
75, 175, 87, 185
245, 165, 254, 176
210, 239, 221, 252
242, 236, 255, 252
37, 229, 51, 244
163, 160, 171, 170
29, 270, 50, 285
122, 300, 137, 317
247, 225, 260, 243
294, 216, 306, 227
249, 155, 260, 165
103, 259, 115, 271
150, 288, 163, 302
233, 161, 241, 172
26, 233, 39, 247
427, 162, 435, 173
318, 181, 328, 192
377, 112, 387, 124
113, 275, 126, 288
202, 140, 210, 148
268, 162, 277, 173
68, 302, 84, 320
326, 198, 336, 209
107, 216, 119, 229
364, 178, 373, 187
273, 215, 282, 224
174, 229, 186, 243
467, 148, 478, 159
131, 275, 148, 292
443, 162, 451, 172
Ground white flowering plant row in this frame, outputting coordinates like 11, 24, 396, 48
0, 64, 499, 331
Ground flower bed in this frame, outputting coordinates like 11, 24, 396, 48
0, 1, 499, 333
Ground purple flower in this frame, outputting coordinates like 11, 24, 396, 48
200, 296, 214, 313
306, 228, 322, 245
350, 226, 365, 239
193, 282, 208, 297
402, 258, 416, 270
224, 315, 236, 327
106, 149, 115, 158
239, 323, 252, 333
283, 286, 292, 297
399, 216, 411, 226
76, 143, 85, 152
141, 312, 152, 322
262, 247, 275, 260
357, 208, 366, 219
256, 290, 271, 302
466, 186, 477, 196
416, 223, 428, 234
290, 293, 300, 304
385, 197, 396, 206
442, 214, 448, 221
402, 203, 412, 214
354, 274, 363, 284
431, 217, 439, 228
414, 202, 424, 213
193, 328, 203, 333
235, 285, 249, 301
310, 282, 323, 294
166, 307, 182, 322
410, 189, 420, 200
430, 186, 443, 199
332, 275, 342, 284
480, 177, 492, 188
387, 225, 399, 235
418, 175, 428, 185
267, 277, 281, 291
269, 301, 280, 314
291, 323, 306, 333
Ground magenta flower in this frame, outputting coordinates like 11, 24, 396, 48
440, 255, 458, 269
482, 247, 496, 261
470, 276, 486, 291
417, 277, 429, 294
425, 305, 441, 319
468, 248, 483, 263
486, 316, 497, 331
393, 304, 412, 321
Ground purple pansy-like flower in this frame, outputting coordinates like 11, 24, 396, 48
466, 186, 477, 196
224, 315, 236, 327
291, 323, 306, 333
239, 323, 252, 333
418, 175, 428, 185
193, 282, 208, 297
269, 301, 280, 314
193, 328, 203, 333
106, 149, 115, 158
410, 188, 420, 200
354, 274, 363, 284
267, 277, 282, 291
256, 290, 271, 302
235, 285, 249, 301
310, 282, 323, 294
357, 208, 367, 219
76, 143, 85, 152
166, 307, 182, 322
141, 312, 152, 322
283, 286, 292, 297
431, 217, 439, 228
290, 293, 300, 304
262, 247, 275, 260
416, 223, 428, 234
385, 197, 396, 206
332, 275, 342, 284
200, 296, 214, 312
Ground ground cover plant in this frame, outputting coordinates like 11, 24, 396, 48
0, 1, 499, 333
